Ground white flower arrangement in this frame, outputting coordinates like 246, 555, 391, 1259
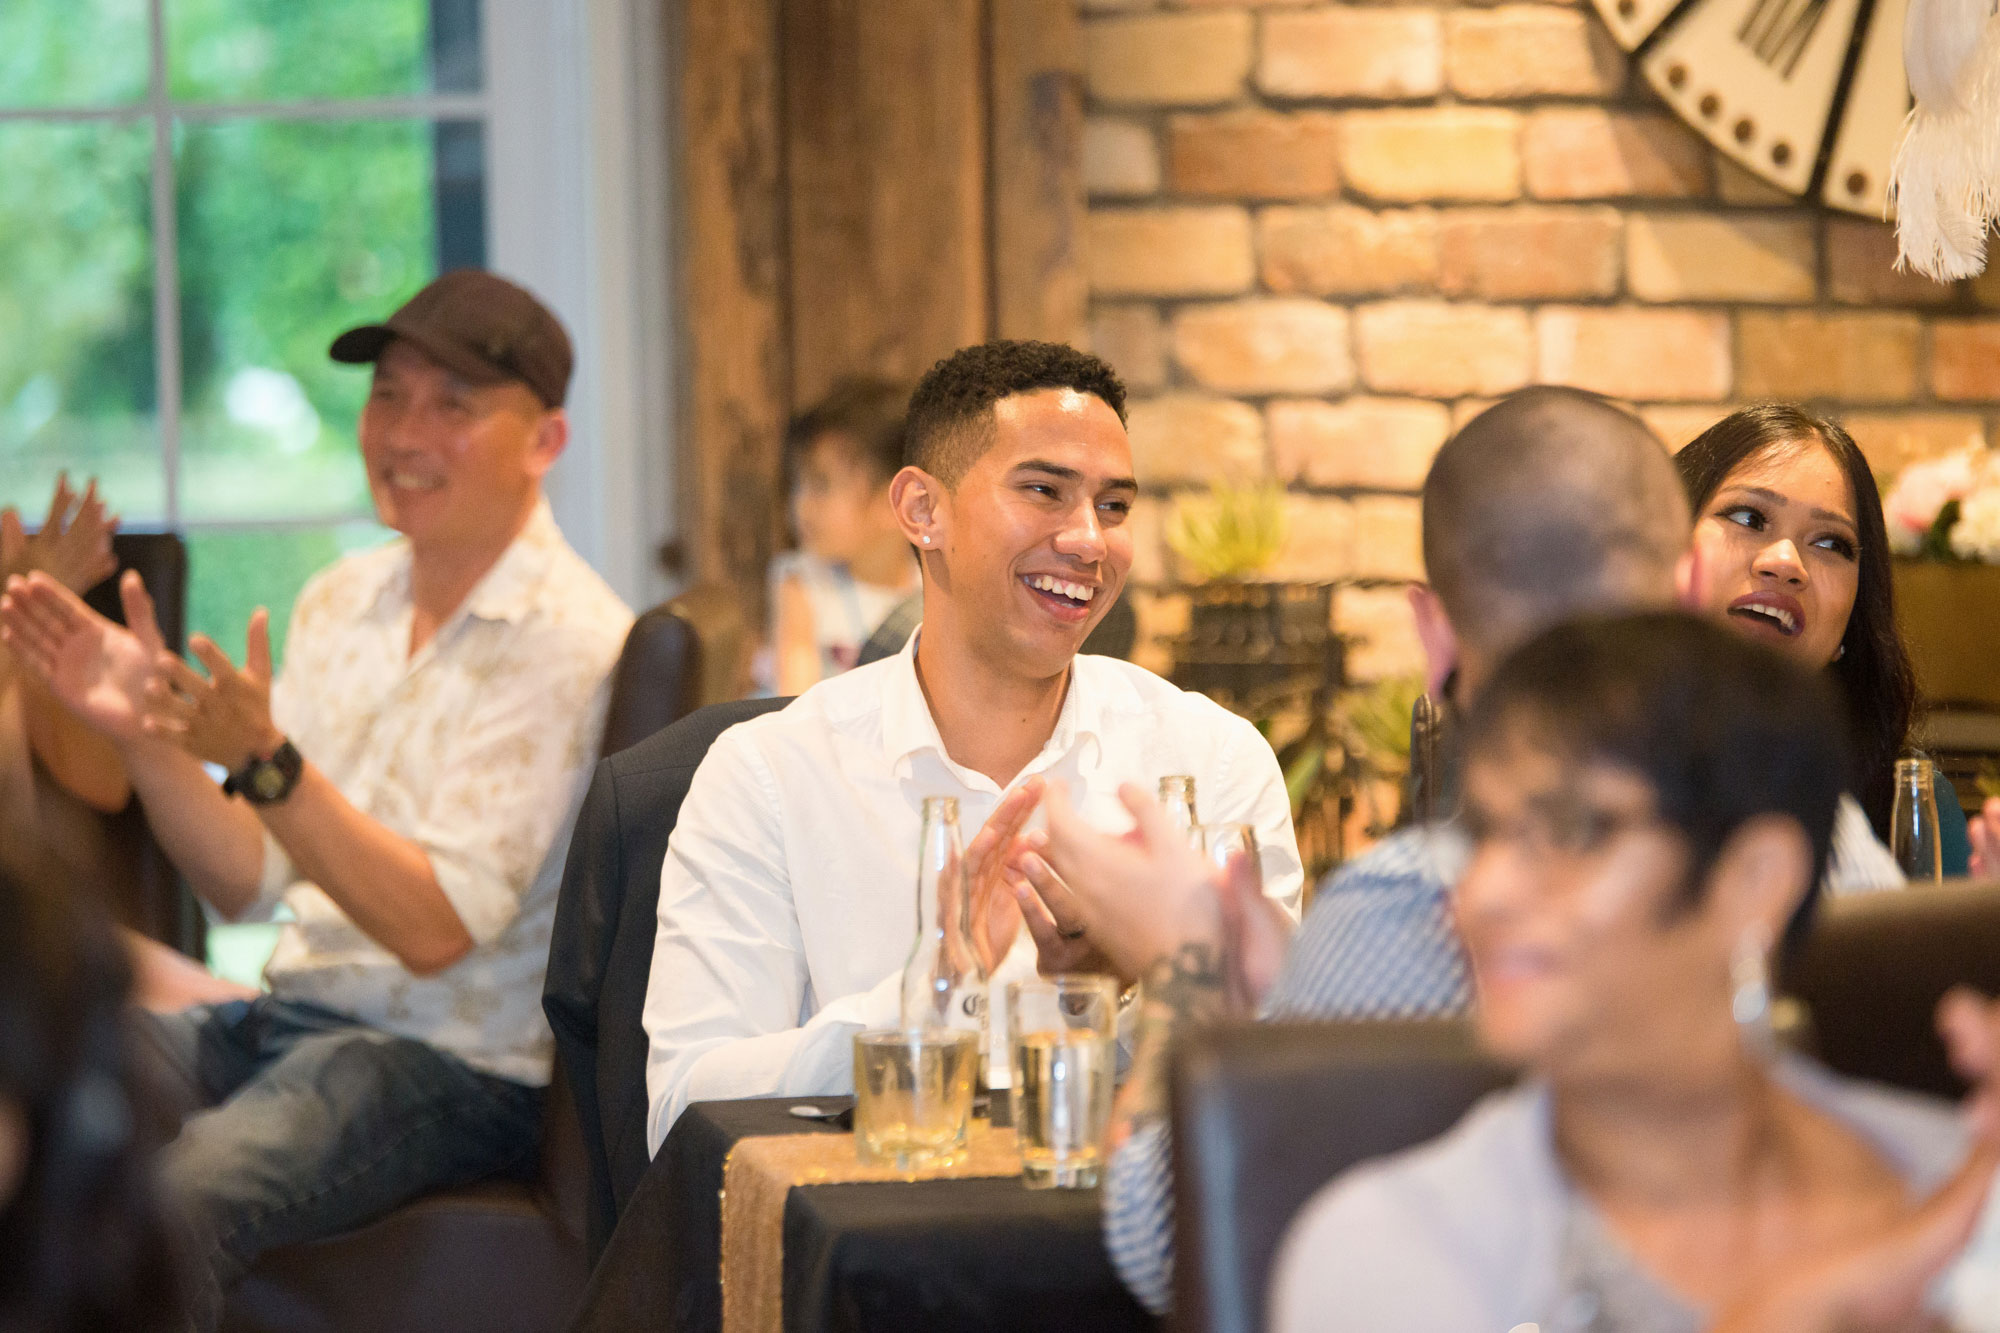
1951, 487, 2000, 563
1881, 442, 2000, 560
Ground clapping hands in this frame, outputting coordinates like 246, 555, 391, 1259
0, 473, 119, 594
0, 565, 282, 771
0, 572, 164, 743
1013, 781, 1291, 1006
142, 612, 284, 770
1714, 988, 2000, 1333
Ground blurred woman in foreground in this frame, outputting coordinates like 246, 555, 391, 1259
1272, 614, 2000, 1332
0, 862, 182, 1331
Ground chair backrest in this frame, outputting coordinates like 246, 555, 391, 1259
1780, 880, 2000, 1098
543, 695, 791, 1259
599, 584, 751, 758
87, 533, 195, 951
88, 532, 188, 651
1170, 1020, 1513, 1333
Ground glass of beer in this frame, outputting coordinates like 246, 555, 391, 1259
852, 1028, 979, 1170
1007, 975, 1119, 1189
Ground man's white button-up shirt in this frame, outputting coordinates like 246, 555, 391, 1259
642, 634, 1304, 1148
255, 501, 633, 1085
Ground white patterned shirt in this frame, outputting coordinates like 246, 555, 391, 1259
642, 634, 1305, 1149
251, 500, 632, 1084
1102, 797, 1904, 1314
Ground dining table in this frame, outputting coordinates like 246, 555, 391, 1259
565, 1094, 1158, 1333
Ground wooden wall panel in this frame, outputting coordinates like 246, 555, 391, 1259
989, 0, 1087, 345
783, 0, 990, 402
676, 0, 1089, 604
679, 0, 789, 591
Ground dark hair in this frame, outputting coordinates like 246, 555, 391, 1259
1421, 386, 1689, 658
1465, 612, 1846, 951
904, 340, 1126, 486
0, 870, 182, 1331
784, 376, 910, 488
1674, 405, 1916, 838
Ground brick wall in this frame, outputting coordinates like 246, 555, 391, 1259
1080, 0, 2000, 682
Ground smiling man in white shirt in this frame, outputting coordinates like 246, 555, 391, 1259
642, 340, 1303, 1147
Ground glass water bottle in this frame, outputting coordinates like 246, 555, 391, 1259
1890, 756, 1943, 883
1159, 775, 1200, 846
901, 797, 988, 1038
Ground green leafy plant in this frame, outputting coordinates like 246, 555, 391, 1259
1166, 482, 1287, 581
1343, 674, 1424, 775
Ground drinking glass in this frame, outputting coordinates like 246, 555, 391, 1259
1891, 756, 1943, 883
852, 1028, 979, 1170
1007, 975, 1118, 1188
1198, 822, 1259, 876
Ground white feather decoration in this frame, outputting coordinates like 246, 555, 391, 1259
1891, 0, 2000, 279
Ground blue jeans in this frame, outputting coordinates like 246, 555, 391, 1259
135, 996, 542, 1332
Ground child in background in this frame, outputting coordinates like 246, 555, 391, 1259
762, 378, 919, 695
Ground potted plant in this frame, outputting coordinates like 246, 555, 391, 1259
1163, 483, 1339, 703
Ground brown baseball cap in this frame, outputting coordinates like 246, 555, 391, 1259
329, 269, 573, 408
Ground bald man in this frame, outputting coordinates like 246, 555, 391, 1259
1053, 387, 1697, 1314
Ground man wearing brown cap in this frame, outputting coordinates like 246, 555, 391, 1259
0, 269, 632, 1328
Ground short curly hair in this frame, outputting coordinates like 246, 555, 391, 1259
904, 340, 1126, 486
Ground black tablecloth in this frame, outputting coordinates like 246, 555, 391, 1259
566, 1096, 1156, 1333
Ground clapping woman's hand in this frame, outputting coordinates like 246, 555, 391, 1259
1712, 990, 2000, 1333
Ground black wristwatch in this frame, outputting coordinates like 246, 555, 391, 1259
223, 739, 304, 805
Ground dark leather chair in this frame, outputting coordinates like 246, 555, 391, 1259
600, 584, 752, 757
543, 695, 790, 1261
1169, 882, 2000, 1333
1170, 1021, 1512, 1333
223, 591, 751, 1332
1780, 879, 2000, 1098
84, 533, 199, 952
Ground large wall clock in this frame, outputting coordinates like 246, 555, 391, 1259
1590, 0, 1909, 217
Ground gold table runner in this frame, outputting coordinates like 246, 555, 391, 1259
719, 1122, 1022, 1333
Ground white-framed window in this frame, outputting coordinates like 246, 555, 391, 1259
0, 0, 674, 658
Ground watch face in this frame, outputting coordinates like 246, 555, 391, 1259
252, 764, 287, 801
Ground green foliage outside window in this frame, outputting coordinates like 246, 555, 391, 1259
0, 0, 475, 666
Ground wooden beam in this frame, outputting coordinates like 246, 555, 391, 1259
783, 0, 989, 402
988, 0, 1087, 346
678, 0, 789, 598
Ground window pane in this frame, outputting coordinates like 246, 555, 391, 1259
167, 0, 481, 102
0, 121, 164, 521
0, 0, 150, 108
175, 117, 481, 522
185, 522, 391, 665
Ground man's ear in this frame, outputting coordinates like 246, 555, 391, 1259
1408, 584, 1459, 700
1704, 813, 1813, 947
527, 408, 570, 479
1674, 544, 1701, 610
890, 465, 946, 551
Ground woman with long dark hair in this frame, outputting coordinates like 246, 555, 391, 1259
1675, 404, 1971, 876
0, 865, 183, 1332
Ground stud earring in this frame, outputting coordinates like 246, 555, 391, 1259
1833, 643, 1845, 661
921, 535, 932, 545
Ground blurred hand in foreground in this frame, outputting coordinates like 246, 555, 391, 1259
1712, 988, 2000, 1333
